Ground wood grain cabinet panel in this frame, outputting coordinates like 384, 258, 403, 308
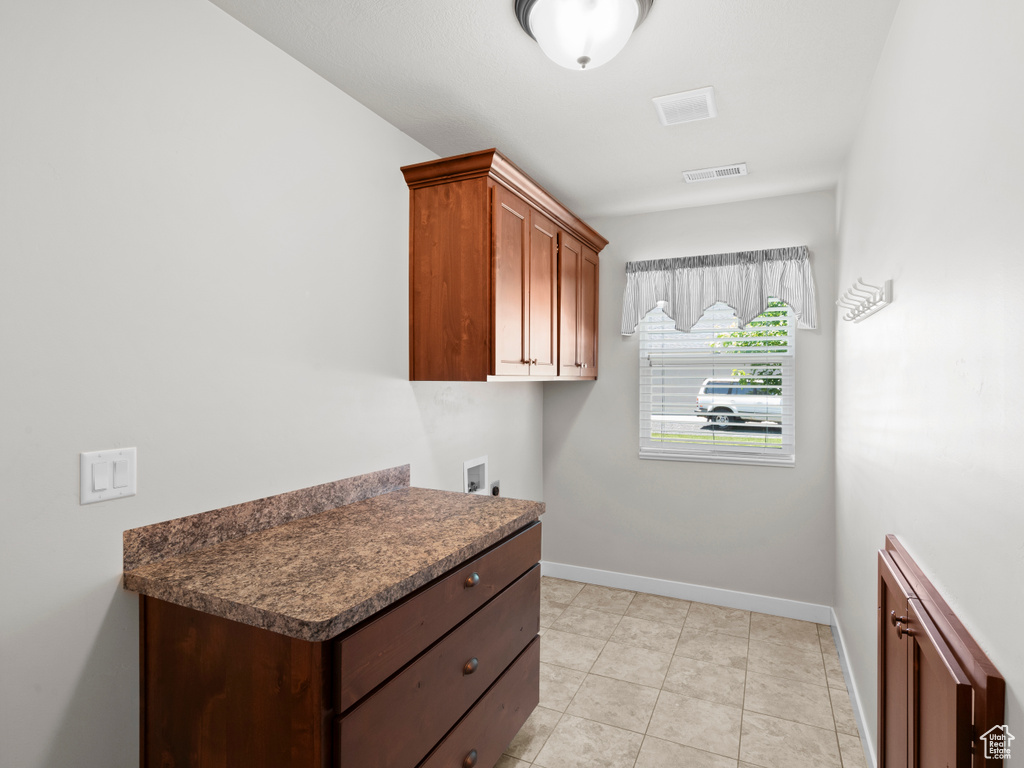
402, 148, 606, 381
140, 597, 332, 768
528, 210, 558, 376
492, 185, 531, 377
557, 232, 582, 378
879, 550, 913, 768
407, 178, 492, 382
906, 599, 973, 768
878, 537, 1006, 768
580, 246, 600, 377
557, 232, 599, 379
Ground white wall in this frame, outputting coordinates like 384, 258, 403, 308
835, 0, 1024, 760
0, 1, 543, 765
542, 191, 837, 608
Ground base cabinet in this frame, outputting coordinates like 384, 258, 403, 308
877, 538, 1005, 768
140, 523, 542, 768
402, 148, 606, 382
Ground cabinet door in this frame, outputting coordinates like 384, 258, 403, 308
906, 599, 973, 768
557, 235, 599, 380
492, 186, 530, 376
579, 246, 599, 379
528, 210, 558, 376
879, 551, 913, 768
558, 233, 582, 377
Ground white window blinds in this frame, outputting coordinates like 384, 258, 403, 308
639, 300, 795, 466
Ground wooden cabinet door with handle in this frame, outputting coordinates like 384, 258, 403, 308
878, 544, 987, 768
557, 233, 599, 379
558, 232, 582, 378
579, 245, 599, 378
528, 210, 558, 376
879, 550, 914, 768
905, 598, 973, 768
492, 185, 531, 376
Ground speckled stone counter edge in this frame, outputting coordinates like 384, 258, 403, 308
123, 509, 542, 642
123, 465, 410, 570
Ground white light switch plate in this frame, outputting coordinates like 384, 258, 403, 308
81, 447, 136, 505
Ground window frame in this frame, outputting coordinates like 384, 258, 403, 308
637, 300, 796, 467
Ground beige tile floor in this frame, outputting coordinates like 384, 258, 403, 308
498, 577, 869, 768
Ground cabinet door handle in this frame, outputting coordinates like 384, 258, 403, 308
463, 749, 478, 768
895, 622, 914, 640
465, 572, 480, 588
463, 657, 479, 675
890, 610, 909, 627
530, 358, 538, 365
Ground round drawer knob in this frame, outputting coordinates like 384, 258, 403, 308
463, 657, 479, 675
465, 572, 480, 588
889, 609, 908, 627
463, 749, 478, 768
895, 622, 914, 640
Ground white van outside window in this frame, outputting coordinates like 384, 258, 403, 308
694, 377, 783, 425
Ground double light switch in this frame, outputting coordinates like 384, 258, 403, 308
81, 447, 137, 505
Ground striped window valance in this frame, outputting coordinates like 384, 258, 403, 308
620, 246, 818, 335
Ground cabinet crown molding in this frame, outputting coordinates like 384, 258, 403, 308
401, 148, 608, 252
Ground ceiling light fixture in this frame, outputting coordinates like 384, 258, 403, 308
515, 0, 655, 71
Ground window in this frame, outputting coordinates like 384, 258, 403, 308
638, 299, 795, 466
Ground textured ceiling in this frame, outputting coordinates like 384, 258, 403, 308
207, 0, 900, 218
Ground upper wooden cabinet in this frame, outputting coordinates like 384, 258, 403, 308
402, 149, 606, 381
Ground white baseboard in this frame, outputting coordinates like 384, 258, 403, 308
830, 609, 877, 768
540, 560, 832, 624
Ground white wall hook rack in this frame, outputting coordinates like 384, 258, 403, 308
837, 277, 892, 323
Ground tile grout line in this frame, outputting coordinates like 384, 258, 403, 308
521, 578, 580, 767
632, 596, 692, 768
542, 584, 633, 766
739, 620, 751, 766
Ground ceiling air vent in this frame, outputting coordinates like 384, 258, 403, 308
683, 163, 748, 183
652, 87, 717, 126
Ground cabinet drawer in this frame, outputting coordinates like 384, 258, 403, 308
336, 565, 540, 768
334, 522, 540, 711
420, 637, 539, 768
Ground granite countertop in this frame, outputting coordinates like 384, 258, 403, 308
123, 486, 543, 642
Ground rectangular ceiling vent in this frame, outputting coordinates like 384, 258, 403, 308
683, 163, 748, 183
653, 87, 717, 126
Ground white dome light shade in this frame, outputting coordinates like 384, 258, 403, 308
527, 0, 640, 71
